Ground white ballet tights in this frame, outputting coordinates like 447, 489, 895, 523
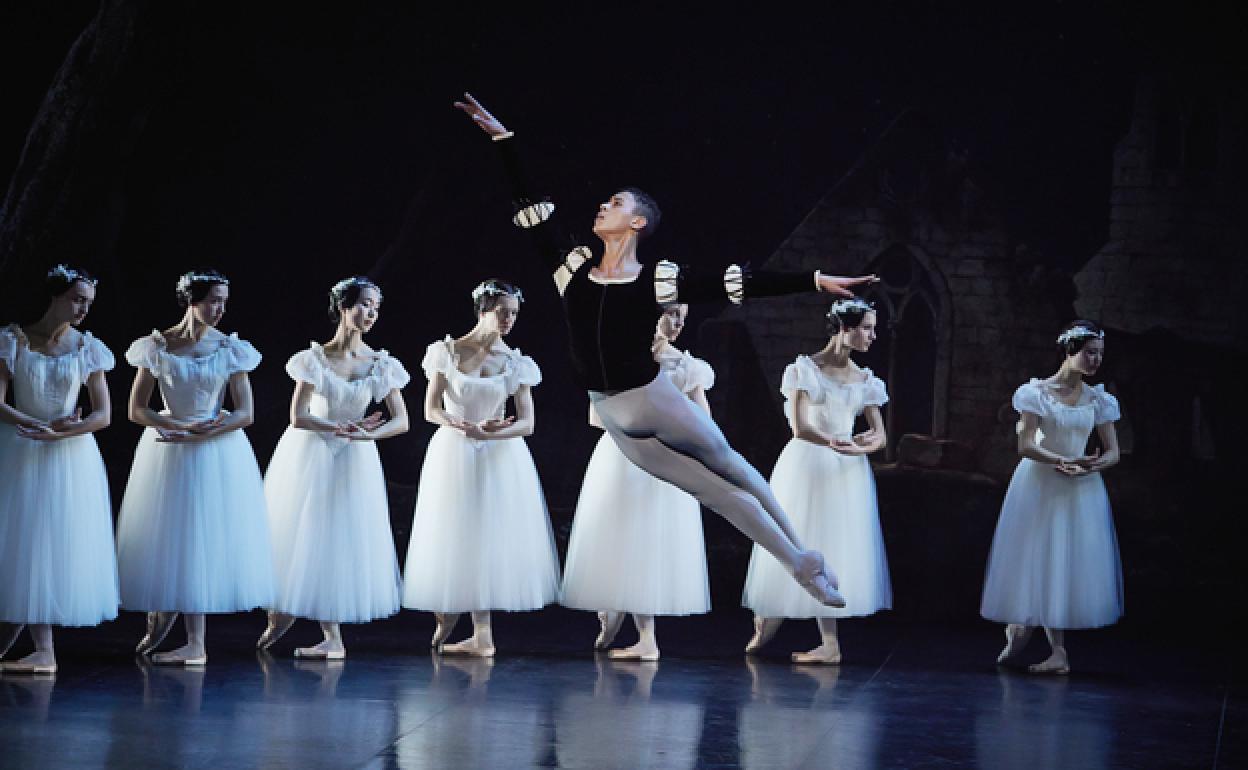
592, 375, 841, 605
152, 613, 206, 664
0, 623, 55, 670
439, 611, 495, 657
607, 614, 660, 661
998, 624, 1070, 674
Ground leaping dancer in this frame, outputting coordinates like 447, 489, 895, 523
455, 94, 878, 607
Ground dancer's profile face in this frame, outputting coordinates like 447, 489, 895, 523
593, 191, 646, 238
343, 286, 381, 334
50, 280, 96, 327
192, 284, 229, 328
481, 295, 521, 336
658, 304, 688, 341
1068, 338, 1104, 376
843, 311, 877, 352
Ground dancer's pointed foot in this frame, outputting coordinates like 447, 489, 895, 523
294, 639, 346, 661
441, 635, 495, 658
151, 644, 207, 667
745, 616, 782, 654
792, 642, 842, 665
793, 551, 846, 608
136, 612, 178, 656
0, 650, 57, 675
1028, 649, 1070, 676
996, 624, 1034, 665
595, 612, 624, 650
431, 613, 457, 652
607, 641, 660, 662
257, 612, 296, 651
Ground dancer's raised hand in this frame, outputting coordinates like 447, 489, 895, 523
816, 273, 879, 298
453, 92, 510, 138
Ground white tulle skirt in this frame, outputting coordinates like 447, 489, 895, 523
561, 433, 710, 615
0, 426, 119, 626
742, 439, 892, 618
402, 427, 560, 612
116, 427, 275, 613
264, 429, 401, 623
980, 458, 1123, 629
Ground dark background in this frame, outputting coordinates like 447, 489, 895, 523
1, 2, 1244, 630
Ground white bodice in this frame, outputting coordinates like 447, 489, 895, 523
1013, 379, 1120, 457
781, 356, 888, 441
286, 343, 410, 423
422, 336, 541, 424
125, 331, 261, 422
0, 325, 115, 421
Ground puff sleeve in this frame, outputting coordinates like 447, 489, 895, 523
421, 337, 455, 382
285, 347, 323, 391
862, 373, 889, 408
80, 334, 116, 375
504, 352, 542, 395
1091, 384, 1121, 425
677, 353, 715, 394
1011, 381, 1047, 418
780, 356, 822, 403
223, 334, 262, 374
125, 331, 166, 373
370, 353, 411, 402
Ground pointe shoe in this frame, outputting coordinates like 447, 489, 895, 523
791, 646, 842, 666
294, 646, 346, 661
607, 647, 660, 662
996, 624, 1033, 665
151, 652, 207, 667
594, 612, 624, 651
431, 614, 456, 652
136, 612, 177, 656
441, 638, 496, 658
1028, 655, 1070, 676
794, 551, 846, 608
745, 617, 781, 654
257, 614, 296, 651
1, 660, 58, 675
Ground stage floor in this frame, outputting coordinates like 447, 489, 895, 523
1, 609, 1241, 769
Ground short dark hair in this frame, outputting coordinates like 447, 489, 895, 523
45, 265, 96, 298
329, 276, 382, 322
176, 269, 229, 307
472, 278, 523, 316
620, 186, 662, 239
1057, 320, 1104, 356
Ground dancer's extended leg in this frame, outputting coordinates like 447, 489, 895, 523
594, 378, 843, 607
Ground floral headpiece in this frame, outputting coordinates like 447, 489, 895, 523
472, 280, 523, 304
176, 271, 228, 295
47, 264, 97, 286
330, 276, 381, 302
826, 297, 874, 318
1056, 326, 1104, 346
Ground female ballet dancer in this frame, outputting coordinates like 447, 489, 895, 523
741, 298, 891, 664
981, 320, 1122, 675
402, 279, 560, 657
257, 277, 410, 659
455, 93, 879, 606
0, 266, 119, 674
561, 303, 712, 661
116, 270, 275, 666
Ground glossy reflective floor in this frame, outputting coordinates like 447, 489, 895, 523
1, 610, 1241, 769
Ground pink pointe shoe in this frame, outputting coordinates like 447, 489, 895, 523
794, 551, 846, 608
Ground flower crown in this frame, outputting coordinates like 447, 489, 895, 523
472, 281, 523, 304
176, 271, 228, 295
826, 297, 874, 318
1056, 326, 1104, 346
330, 277, 381, 301
47, 264, 97, 286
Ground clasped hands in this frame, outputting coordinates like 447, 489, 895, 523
155, 413, 228, 443
449, 415, 515, 441
333, 411, 387, 441
16, 409, 83, 440
1055, 449, 1101, 477
828, 430, 878, 456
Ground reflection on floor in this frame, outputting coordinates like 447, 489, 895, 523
0, 609, 1241, 769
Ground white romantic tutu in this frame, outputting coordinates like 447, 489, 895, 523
980, 458, 1123, 629
0, 426, 120, 626
265, 428, 401, 623
562, 433, 710, 615
742, 440, 892, 618
116, 427, 275, 613
402, 427, 560, 612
